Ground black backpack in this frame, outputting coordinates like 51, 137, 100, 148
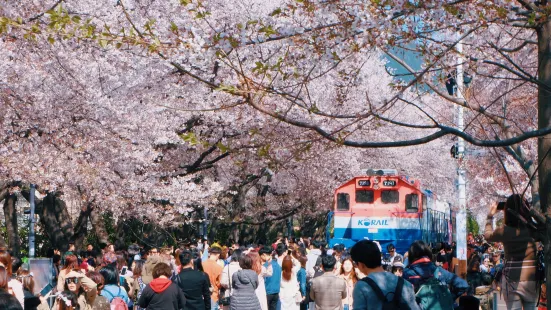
362, 276, 404, 310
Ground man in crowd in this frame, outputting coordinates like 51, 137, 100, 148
260, 246, 281, 310
178, 250, 211, 310
306, 241, 322, 279
202, 246, 223, 310
350, 240, 420, 310
309, 255, 346, 309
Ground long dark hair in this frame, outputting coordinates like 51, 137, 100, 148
407, 240, 433, 264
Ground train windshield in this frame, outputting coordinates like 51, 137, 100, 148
381, 190, 399, 203
355, 190, 374, 203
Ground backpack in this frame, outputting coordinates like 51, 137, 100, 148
413, 267, 454, 310
110, 297, 129, 310
103, 287, 129, 310
362, 276, 404, 310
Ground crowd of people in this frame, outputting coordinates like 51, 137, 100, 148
0, 195, 546, 310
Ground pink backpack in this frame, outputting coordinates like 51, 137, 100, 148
110, 297, 128, 310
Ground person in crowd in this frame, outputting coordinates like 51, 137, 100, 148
260, 246, 281, 310
85, 271, 110, 310
350, 240, 420, 310
309, 255, 346, 310
466, 258, 484, 295
385, 244, 403, 271
391, 261, 405, 277
0, 266, 23, 310
178, 249, 211, 310
137, 262, 186, 310
280, 256, 301, 310
402, 240, 469, 300
85, 244, 96, 259
99, 265, 130, 305
203, 246, 223, 310
480, 257, 490, 273
56, 254, 80, 294
16, 269, 49, 310
306, 241, 322, 280
484, 195, 544, 309
0, 250, 25, 307
339, 257, 358, 309
55, 270, 97, 310
130, 259, 147, 310
220, 248, 242, 309
55, 290, 79, 310
229, 254, 261, 310
247, 250, 272, 310
490, 252, 503, 278
275, 244, 287, 267
297, 256, 308, 310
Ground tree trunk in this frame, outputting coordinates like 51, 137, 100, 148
73, 204, 91, 250
89, 205, 109, 248
39, 194, 71, 252
0, 182, 11, 249
3, 194, 20, 255
537, 19, 551, 304
53, 196, 75, 243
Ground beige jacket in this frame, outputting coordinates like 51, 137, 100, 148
309, 272, 347, 310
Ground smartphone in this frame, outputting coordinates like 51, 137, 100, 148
121, 266, 127, 275
497, 202, 506, 210
40, 284, 53, 297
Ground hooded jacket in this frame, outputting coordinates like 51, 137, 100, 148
229, 269, 262, 310
137, 277, 186, 310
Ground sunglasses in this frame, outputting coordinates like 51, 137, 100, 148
66, 278, 80, 284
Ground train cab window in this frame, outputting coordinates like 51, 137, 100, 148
355, 190, 374, 203
381, 190, 399, 203
337, 193, 350, 211
406, 194, 419, 213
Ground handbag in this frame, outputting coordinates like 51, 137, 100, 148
219, 266, 232, 306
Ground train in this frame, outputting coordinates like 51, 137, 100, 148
326, 169, 453, 255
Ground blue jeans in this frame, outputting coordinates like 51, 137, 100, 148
211, 298, 219, 310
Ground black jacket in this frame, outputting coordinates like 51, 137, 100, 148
138, 278, 186, 310
178, 267, 212, 310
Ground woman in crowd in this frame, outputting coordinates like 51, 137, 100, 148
0, 250, 25, 307
279, 256, 301, 310
297, 256, 308, 310
55, 270, 97, 310
220, 249, 243, 310
402, 240, 469, 299
99, 265, 130, 305
484, 195, 544, 309
230, 254, 262, 310
480, 257, 491, 273
0, 266, 23, 310
16, 269, 49, 310
248, 250, 271, 310
85, 271, 110, 310
128, 259, 145, 305
55, 290, 79, 310
56, 254, 79, 293
339, 257, 358, 309
137, 262, 186, 310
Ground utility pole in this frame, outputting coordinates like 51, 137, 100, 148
455, 39, 468, 278
29, 184, 36, 258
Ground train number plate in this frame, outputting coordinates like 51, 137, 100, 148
358, 180, 371, 186
383, 180, 396, 187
